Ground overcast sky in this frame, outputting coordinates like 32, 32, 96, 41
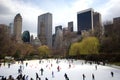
0, 0, 120, 37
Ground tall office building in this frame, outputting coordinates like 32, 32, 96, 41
22, 31, 30, 43
68, 21, 73, 32
54, 28, 63, 49
9, 23, 14, 35
38, 13, 52, 48
113, 17, 120, 24
77, 8, 102, 35
93, 12, 102, 28
14, 13, 22, 43
55, 25, 62, 34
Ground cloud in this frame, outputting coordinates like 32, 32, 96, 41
0, 4, 12, 15
0, 0, 44, 36
96, 0, 120, 22
58, 0, 95, 31
49, 0, 95, 32
0, 0, 120, 37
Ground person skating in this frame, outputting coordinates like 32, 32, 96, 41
57, 66, 60, 72
26, 62, 28, 67
22, 75, 26, 80
36, 73, 39, 80
45, 77, 48, 80
82, 74, 86, 80
7, 75, 14, 80
8, 63, 10, 68
111, 71, 114, 77
38, 77, 41, 80
40, 68, 44, 76
92, 73, 95, 80
64, 73, 69, 80
30, 78, 34, 80
1, 76, 6, 80
95, 65, 97, 70
69, 64, 71, 68
25, 75, 28, 80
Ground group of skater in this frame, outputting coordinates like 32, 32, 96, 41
0, 59, 115, 80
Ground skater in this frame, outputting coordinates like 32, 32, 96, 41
64, 73, 69, 80
20, 65, 22, 70
51, 63, 53, 67
1, 76, 6, 80
8, 63, 10, 68
39, 60, 41, 64
52, 71, 54, 78
95, 65, 97, 70
8, 75, 14, 80
0, 63, 1, 67
45, 77, 48, 80
57, 66, 60, 72
36, 73, 39, 80
18, 68, 22, 74
92, 74, 95, 80
26, 62, 28, 67
111, 71, 114, 77
22, 75, 25, 80
82, 74, 86, 80
17, 74, 23, 80
40, 68, 44, 76
38, 77, 41, 80
69, 64, 71, 68
25, 75, 28, 80
30, 78, 34, 80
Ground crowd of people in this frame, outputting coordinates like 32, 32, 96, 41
0, 59, 115, 80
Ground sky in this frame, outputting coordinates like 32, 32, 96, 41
0, 0, 120, 37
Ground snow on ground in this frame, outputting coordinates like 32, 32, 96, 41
0, 59, 120, 80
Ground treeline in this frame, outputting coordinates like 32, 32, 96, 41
0, 21, 120, 62
68, 21, 120, 62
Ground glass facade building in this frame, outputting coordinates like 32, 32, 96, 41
77, 8, 94, 34
22, 31, 30, 42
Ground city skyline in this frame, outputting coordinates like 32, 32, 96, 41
0, 0, 120, 37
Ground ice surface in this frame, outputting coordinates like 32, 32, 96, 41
0, 59, 120, 80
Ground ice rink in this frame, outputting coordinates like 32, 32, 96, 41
0, 59, 120, 80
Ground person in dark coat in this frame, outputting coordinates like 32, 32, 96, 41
8, 75, 14, 80
40, 68, 44, 76
92, 74, 95, 80
36, 73, 39, 80
57, 66, 60, 72
82, 74, 86, 80
1, 76, 6, 80
38, 77, 41, 80
45, 77, 48, 80
111, 71, 114, 77
95, 65, 97, 70
64, 73, 69, 80
52, 71, 54, 78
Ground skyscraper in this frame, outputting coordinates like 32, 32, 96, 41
77, 8, 102, 35
55, 25, 62, 34
77, 8, 94, 34
14, 13, 22, 43
38, 13, 52, 48
93, 12, 102, 37
68, 21, 73, 32
93, 12, 102, 28
22, 31, 30, 43
53, 25, 63, 49
8, 23, 14, 37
